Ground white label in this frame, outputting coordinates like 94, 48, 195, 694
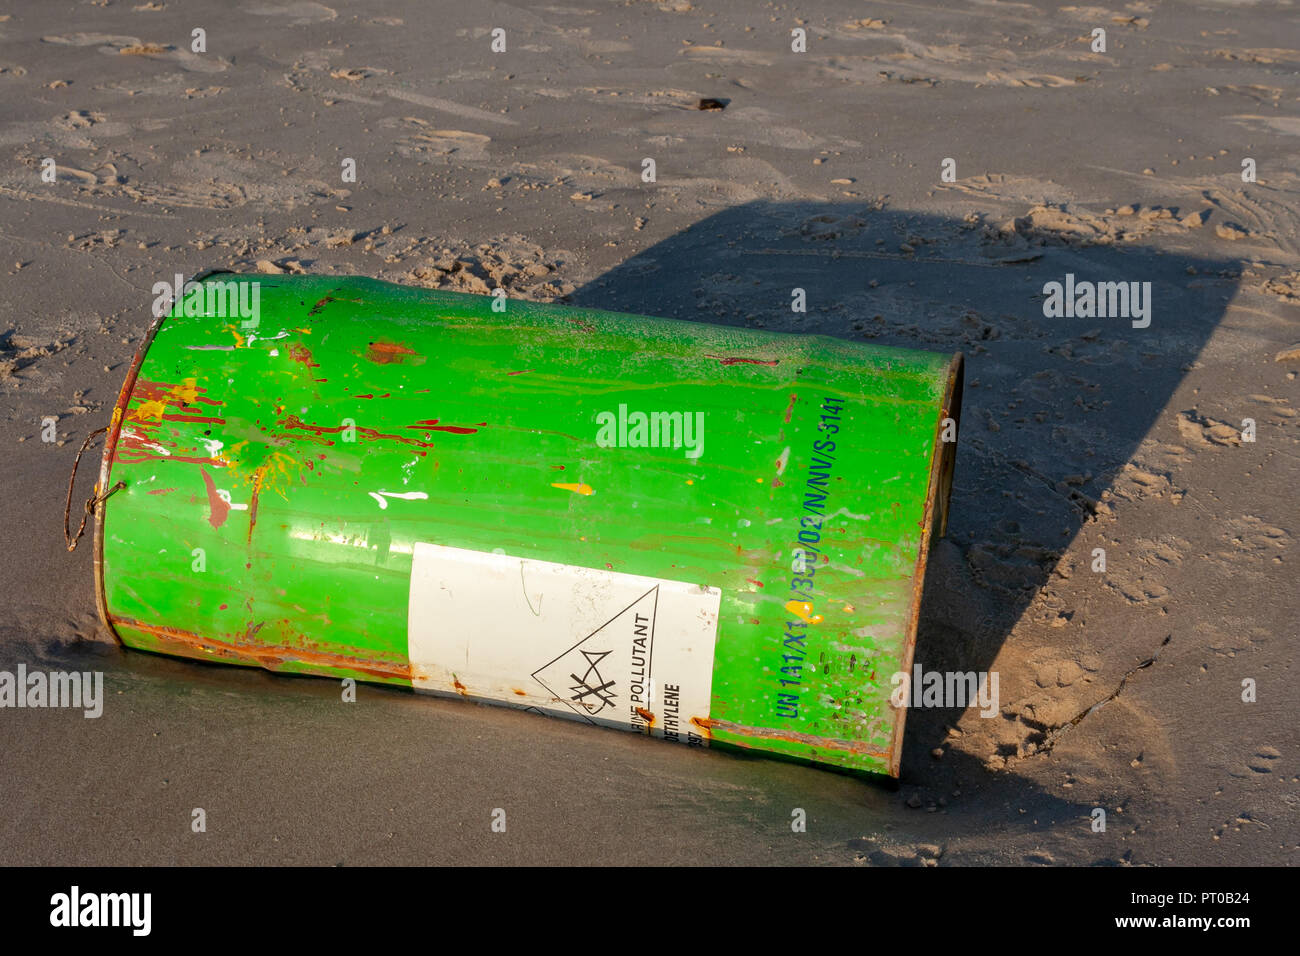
408, 543, 720, 744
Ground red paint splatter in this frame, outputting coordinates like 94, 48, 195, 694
407, 419, 479, 435
506, 369, 533, 376
783, 393, 798, 423
146, 487, 177, 496
160, 414, 226, 425
199, 467, 230, 529
704, 354, 780, 367
289, 344, 319, 367
134, 379, 223, 406
246, 467, 268, 544
116, 431, 221, 466
280, 414, 438, 449
307, 296, 335, 316
746, 578, 765, 588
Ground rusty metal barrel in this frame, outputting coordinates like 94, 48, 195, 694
88, 272, 962, 776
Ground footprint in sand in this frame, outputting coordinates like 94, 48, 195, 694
41, 33, 228, 73
1177, 410, 1242, 447
1221, 515, 1290, 555
1109, 462, 1175, 503
244, 2, 337, 25
1135, 537, 1186, 569
380, 118, 492, 162
1247, 746, 1281, 774
1104, 576, 1171, 606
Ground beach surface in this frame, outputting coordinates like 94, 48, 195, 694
0, 0, 1296, 865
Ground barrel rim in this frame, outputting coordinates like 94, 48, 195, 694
93, 269, 236, 646
888, 350, 964, 778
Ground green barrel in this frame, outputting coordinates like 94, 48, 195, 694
93, 273, 962, 777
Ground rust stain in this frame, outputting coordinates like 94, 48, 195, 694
635, 707, 656, 724
690, 716, 890, 758
146, 487, 177, 496
364, 341, 423, 365
307, 296, 335, 316
513, 688, 527, 696
704, 354, 780, 367
452, 676, 469, 696
247, 464, 269, 544
783, 393, 798, 423
199, 467, 230, 528
111, 616, 412, 682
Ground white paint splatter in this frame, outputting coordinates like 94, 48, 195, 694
215, 488, 248, 511
369, 490, 429, 509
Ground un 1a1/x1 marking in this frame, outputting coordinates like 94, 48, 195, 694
774, 396, 845, 720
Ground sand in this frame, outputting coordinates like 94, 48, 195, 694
0, 0, 1296, 865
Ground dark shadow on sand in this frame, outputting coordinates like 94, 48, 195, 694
569, 199, 1237, 822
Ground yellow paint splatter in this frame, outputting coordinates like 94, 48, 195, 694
785, 600, 824, 625
132, 377, 199, 421
174, 377, 199, 405
216, 442, 297, 499
133, 399, 166, 422
552, 482, 594, 496
685, 479, 694, 485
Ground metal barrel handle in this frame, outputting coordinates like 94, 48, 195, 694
64, 425, 125, 552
